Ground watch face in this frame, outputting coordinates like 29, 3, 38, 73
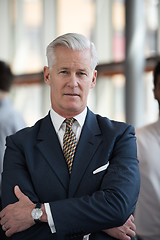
31, 208, 43, 220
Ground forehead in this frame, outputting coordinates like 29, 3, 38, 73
54, 46, 92, 67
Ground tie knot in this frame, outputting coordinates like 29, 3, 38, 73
65, 118, 74, 128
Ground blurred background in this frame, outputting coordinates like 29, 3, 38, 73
0, 0, 160, 128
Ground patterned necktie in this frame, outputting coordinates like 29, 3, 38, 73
63, 118, 77, 174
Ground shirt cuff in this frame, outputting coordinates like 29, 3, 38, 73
44, 203, 56, 233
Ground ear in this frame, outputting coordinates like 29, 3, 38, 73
44, 66, 50, 85
90, 70, 97, 89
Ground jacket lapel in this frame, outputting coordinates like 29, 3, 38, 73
34, 110, 102, 196
68, 110, 102, 197
35, 114, 69, 190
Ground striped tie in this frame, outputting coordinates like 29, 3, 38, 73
63, 118, 77, 174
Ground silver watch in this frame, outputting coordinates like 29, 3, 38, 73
31, 203, 43, 223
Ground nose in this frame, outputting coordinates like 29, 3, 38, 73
67, 74, 78, 87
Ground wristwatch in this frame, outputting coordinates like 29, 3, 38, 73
31, 203, 43, 223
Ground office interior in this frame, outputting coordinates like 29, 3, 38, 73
0, 0, 160, 129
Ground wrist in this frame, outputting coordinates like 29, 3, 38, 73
40, 204, 48, 223
31, 203, 43, 223
31, 203, 48, 223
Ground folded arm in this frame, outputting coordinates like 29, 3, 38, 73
0, 186, 135, 239
0, 125, 140, 239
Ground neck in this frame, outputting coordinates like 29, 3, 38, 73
52, 106, 86, 119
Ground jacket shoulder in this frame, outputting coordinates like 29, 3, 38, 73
7, 114, 51, 143
96, 114, 135, 136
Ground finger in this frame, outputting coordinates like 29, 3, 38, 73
127, 218, 136, 231
130, 221, 136, 231
0, 209, 5, 219
129, 214, 134, 222
5, 228, 14, 238
0, 218, 7, 226
14, 186, 24, 200
119, 232, 131, 240
127, 228, 136, 238
2, 225, 6, 231
2, 224, 9, 232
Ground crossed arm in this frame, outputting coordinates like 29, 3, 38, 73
0, 123, 139, 239
0, 186, 136, 239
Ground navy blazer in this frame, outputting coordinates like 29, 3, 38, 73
2, 109, 140, 240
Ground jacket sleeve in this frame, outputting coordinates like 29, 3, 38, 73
1, 135, 54, 240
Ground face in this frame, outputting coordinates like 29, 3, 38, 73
153, 75, 160, 106
44, 46, 97, 118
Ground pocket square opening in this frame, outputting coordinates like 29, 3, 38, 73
93, 162, 109, 174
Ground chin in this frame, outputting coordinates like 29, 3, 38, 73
65, 105, 83, 114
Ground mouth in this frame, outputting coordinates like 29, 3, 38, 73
64, 93, 80, 97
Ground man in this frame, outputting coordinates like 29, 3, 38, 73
134, 61, 160, 240
0, 33, 140, 240
0, 61, 26, 239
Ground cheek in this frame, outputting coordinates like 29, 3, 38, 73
50, 84, 60, 100
50, 79, 61, 91
82, 84, 91, 98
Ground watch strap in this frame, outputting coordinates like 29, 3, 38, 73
34, 203, 42, 223
35, 202, 42, 209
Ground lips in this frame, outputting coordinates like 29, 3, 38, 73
64, 93, 79, 96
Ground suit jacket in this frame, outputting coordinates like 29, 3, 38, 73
2, 108, 140, 240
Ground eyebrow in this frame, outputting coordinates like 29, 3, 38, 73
78, 68, 88, 72
57, 67, 89, 72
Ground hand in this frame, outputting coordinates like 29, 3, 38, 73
103, 215, 136, 240
0, 186, 35, 237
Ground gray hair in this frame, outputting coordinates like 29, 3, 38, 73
46, 33, 98, 71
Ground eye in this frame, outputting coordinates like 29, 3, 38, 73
78, 72, 87, 76
60, 70, 69, 74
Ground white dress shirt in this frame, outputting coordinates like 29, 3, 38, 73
44, 107, 87, 235
134, 119, 160, 240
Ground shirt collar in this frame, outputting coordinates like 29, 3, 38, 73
50, 108, 87, 133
